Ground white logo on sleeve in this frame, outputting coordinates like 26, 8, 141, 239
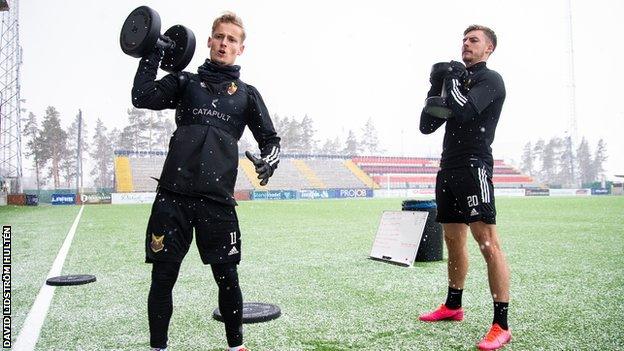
228, 246, 239, 256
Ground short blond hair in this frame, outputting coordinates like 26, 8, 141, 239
464, 24, 497, 52
212, 11, 246, 42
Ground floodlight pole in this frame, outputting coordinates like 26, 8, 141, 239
75, 109, 82, 195
565, 0, 579, 187
0, 0, 23, 193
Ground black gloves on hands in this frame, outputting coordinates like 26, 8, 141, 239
447, 60, 468, 80
245, 151, 276, 186
424, 61, 466, 120
429, 61, 466, 95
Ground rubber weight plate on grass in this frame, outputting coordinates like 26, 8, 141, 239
46, 274, 96, 286
213, 302, 281, 324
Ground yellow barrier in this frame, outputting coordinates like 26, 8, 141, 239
292, 159, 326, 188
114, 156, 134, 192
240, 158, 263, 189
344, 159, 380, 189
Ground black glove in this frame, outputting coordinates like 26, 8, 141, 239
141, 43, 165, 63
430, 62, 451, 88
245, 151, 276, 186
423, 96, 452, 119
447, 60, 467, 80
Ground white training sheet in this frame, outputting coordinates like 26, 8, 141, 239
370, 210, 428, 266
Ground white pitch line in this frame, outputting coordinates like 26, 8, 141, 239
13, 205, 85, 351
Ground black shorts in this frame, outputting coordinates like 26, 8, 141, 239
145, 188, 241, 264
435, 160, 496, 224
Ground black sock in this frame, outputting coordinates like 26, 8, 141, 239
445, 287, 463, 309
148, 261, 181, 348
212, 262, 243, 347
493, 302, 509, 330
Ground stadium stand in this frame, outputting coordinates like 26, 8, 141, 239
129, 156, 165, 191
351, 156, 536, 189
236, 158, 257, 189
305, 158, 372, 189
343, 159, 380, 188
292, 159, 326, 188
114, 151, 536, 192
255, 158, 312, 190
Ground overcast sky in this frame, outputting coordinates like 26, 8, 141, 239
19, 0, 624, 178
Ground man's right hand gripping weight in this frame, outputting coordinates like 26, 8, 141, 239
418, 25, 511, 351
131, 11, 280, 351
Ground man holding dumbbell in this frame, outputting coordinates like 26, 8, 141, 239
418, 25, 511, 351
131, 11, 280, 351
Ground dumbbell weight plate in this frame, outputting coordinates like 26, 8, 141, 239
431, 62, 451, 82
160, 25, 196, 72
120, 6, 161, 58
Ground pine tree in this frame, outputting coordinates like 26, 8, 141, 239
39, 106, 69, 188
63, 111, 89, 189
154, 113, 175, 151
90, 118, 115, 189
120, 107, 150, 151
520, 141, 534, 176
576, 137, 593, 186
533, 139, 545, 183
108, 128, 121, 152
541, 137, 562, 186
558, 136, 575, 187
300, 114, 316, 154
360, 117, 380, 154
284, 117, 302, 153
318, 137, 342, 155
343, 130, 359, 156
593, 139, 608, 181
21, 112, 46, 191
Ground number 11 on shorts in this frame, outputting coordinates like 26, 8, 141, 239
230, 231, 237, 245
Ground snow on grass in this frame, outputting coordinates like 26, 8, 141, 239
4, 196, 624, 350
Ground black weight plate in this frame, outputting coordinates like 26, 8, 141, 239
120, 6, 161, 58
161, 25, 196, 72
213, 302, 281, 324
431, 62, 451, 80
424, 97, 453, 119
46, 274, 96, 286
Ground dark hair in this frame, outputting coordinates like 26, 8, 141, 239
464, 25, 497, 51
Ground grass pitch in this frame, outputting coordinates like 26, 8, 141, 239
2, 196, 624, 350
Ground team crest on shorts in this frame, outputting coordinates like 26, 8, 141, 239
150, 234, 165, 253
227, 82, 238, 95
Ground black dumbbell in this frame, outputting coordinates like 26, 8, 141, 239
119, 6, 196, 72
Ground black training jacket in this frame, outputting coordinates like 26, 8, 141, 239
419, 61, 505, 170
132, 49, 281, 205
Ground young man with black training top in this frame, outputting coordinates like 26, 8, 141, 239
419, 25, 511, 351
131, 12, 280, 351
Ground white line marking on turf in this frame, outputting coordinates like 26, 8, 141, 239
13, 205, 85, 351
